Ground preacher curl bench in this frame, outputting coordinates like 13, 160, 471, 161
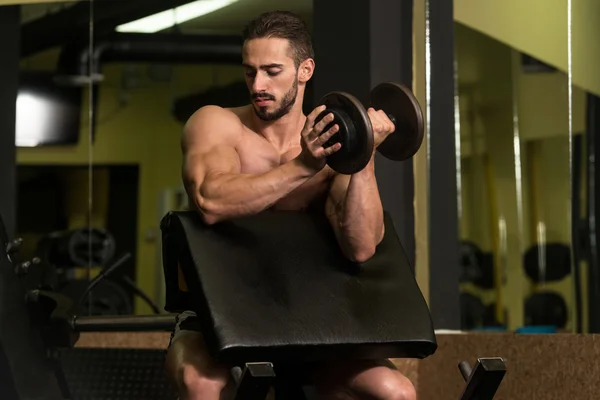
0, 206, 505, 399
160, 209, 507, 399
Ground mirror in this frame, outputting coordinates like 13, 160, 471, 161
14, 1, 99, 312
454, 4, 572, 333
83, 0, 312, 317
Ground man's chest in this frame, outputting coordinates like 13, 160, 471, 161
236, 140, 333, 211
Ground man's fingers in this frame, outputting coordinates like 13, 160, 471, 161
321, 142, 342, 157
304, 105, 327, 132
316, 124, 339, 146
376, 109, 394, 132
313, 112, 335, 137
368, 108, 384, 133
302, 106, 327, 141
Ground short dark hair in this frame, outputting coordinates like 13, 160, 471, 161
242, 11, 314, 68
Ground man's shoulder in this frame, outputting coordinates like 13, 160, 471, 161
183, 105, 248, 144
186, 105, 244, 128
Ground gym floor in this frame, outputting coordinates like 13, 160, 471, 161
75, 331, 598, 399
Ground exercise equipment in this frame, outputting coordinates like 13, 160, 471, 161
371, 82, 424, 161
1, 206, 507, 399
459, 292, 498, 330
315, 91, 373, 174
162, 209, 507, 399
32, 229, 160, 316
523, 243, 571, 283
59, 279, 133, 316
0, 212, 176, 400
59, 348, 176, 400
458, 358, 507, 400
39, 227, 116, 268
524, 291, 568, 329
459, 241, 495, 289
315, 82, 424, 174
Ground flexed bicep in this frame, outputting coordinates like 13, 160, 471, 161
180, 106, 243, 220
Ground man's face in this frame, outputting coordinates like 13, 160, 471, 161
242, 38, 299, 121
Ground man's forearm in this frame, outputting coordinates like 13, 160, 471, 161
195, 158, 314, 223
330, 157, 385, 262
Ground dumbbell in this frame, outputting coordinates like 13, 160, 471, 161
314, 82, 425, 174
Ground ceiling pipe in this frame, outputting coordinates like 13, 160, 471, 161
56, 32, 243, 86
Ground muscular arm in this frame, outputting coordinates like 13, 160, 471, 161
325, 156, 385, 263
182, 106, 315, 224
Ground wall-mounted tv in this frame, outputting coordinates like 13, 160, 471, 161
16, 71, 83, 147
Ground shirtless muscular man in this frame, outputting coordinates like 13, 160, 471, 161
165, 10, 417, 400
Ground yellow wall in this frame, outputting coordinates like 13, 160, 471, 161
455, 0, 600, 97
18, 47, 244, 313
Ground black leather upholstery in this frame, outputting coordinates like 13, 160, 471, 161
161, 210, 437, 365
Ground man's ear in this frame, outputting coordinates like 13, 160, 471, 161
298, 58, 315, 83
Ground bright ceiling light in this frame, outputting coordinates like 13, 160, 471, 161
116, 0, 240, 33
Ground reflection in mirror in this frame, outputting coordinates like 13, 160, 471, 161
16, 1, 102, 314
570, 0, 600, 333
82, 0, 313, 316
455, 22, 519, 332
454, 11, 573, 333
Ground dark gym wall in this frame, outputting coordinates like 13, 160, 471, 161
312, 0, 416, 268
0, 5, 19, 238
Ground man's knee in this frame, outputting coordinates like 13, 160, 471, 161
352, 364, 417, 400
382, 372, 417, 400
165, 331, 230, 399
181, 363, 229, 399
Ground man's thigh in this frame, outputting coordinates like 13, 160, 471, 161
311, 359, 415, 400
165, 311, 233, 389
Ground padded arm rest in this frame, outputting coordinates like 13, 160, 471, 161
161, 210, 436, 365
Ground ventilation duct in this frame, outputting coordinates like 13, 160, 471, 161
56, 32, 243, 85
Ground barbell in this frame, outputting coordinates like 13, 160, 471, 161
315, 82, 425, 174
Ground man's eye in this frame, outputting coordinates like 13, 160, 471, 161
267, 71, 280, 77
245, 71, 256, 78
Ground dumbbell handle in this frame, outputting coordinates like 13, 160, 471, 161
387, 113, 397, 127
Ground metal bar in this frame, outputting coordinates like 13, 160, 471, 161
571, 133, 583, 333
587, 93, 600, 333
458, 358, 507, 400
1, 241, 64, 398
458, 360, 473, 381
233, 362, 276, 400
0, 4, 18, 239
72, 314, 177, 332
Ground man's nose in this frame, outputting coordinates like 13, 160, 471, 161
252, 74, 267, 93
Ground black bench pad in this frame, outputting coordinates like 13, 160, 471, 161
161, 210, 436, 365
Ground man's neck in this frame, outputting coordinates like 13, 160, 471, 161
251, 104, 306, 151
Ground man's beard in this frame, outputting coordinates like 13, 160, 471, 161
252, 77, 298, 122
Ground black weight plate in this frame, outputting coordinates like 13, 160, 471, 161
459, 241, 495, 289
523, 243, 571, 283
370, 82, 424, 161
524, 291, 568, 328
316, 91, 373, 174
60, 279, 133, 316
459, 292, 487, 330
